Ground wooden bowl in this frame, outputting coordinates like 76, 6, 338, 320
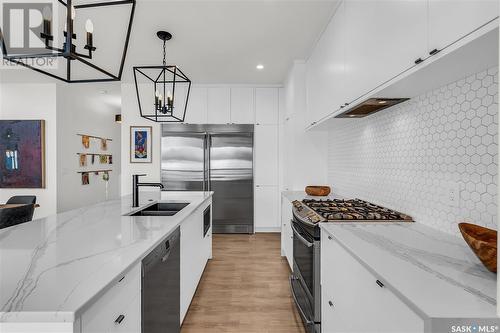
458, 223, 497, 273
305, 186, 331, 196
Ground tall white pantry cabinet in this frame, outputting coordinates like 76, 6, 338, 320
184, 85, 282, 232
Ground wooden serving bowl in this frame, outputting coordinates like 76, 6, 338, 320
305, 186, 331, 196
458, 223, 497, 273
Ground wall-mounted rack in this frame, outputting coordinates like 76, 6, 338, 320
76, 153, 113, 157
76, 170, 112, 174
77, 134, 113, 141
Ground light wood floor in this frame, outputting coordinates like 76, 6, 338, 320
181, 233, 306, 333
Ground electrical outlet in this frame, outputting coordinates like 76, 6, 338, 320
447, 182, 460, 207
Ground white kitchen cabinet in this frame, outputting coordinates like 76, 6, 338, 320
180, 199, 212, 323
255, 88, 279, 124
254, 124, 278, 186
230, 87, 255, 124
428, 0, 499, 54
184, 87, 207, 124
344, 0, 427, 104
280, 196, 293, 270
80, 264, 141, 333
110, 293, 141, 333
321, 229, 424, 333
254, 185, 279, 231
306, 1, 345, 126
207, 87, 231, 124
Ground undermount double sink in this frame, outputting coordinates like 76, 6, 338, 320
129, 202, 190, 216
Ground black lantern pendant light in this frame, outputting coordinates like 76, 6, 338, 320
133, 31, 191, 123
0, 0, 135, 83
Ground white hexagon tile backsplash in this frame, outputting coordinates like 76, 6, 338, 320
327, 67, 498, 235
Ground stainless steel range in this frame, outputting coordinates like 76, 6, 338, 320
289, 198, 413, 333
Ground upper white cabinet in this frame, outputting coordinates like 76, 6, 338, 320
306, 1, 345, 126
255, 88, 279, 124
428, 0, 499, 53
306, 0, 499, 128
230, 87, 255, 124
185, 87, 207, 124
254, 124, 278, 186
344, 0, 427, 104
207, 87, 231, 124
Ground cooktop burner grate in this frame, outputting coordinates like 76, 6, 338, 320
301, 198, 413, 222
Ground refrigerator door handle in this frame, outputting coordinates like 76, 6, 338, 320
207, 134, 212, 192
203, 135, 207, 192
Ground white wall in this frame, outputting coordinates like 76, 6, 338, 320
121, 83, 162, 195
0, 83, 58, 219
56, 84, 121, 212
327, 67, 498, 235
281, 61, 329, 191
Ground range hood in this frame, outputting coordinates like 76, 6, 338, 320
335, 98, 410, 118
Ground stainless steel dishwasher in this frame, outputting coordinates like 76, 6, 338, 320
142, 227, 180, 333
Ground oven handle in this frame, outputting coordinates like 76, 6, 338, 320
289, 275, 314, 327
291, 221, 314, 248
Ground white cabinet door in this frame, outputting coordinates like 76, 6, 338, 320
321, 230, 424, 333
255, 185, 279, 231
255, 88, 279, 124
185, 87, 207, 124
306, 2, 345, 126
207, 87, 231, 124
254, 124, 278, 186
344, 0, 427, 104
230, 87, 255, 124
429, 0, 499, 53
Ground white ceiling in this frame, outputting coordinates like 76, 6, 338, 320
121, 0, 338, 84
1, 0, 338, 85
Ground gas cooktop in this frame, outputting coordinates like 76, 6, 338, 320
292, 198, 413, 225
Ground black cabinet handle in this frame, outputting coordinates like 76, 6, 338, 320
414, 58, 423, 64
376, 280, 384, 288
115, 314, 125, 324
344, 103, 349, 106
328, 235, 332, 240
429, 48, 440, 55
328, 300, 334, 307
340, 105, 345, 108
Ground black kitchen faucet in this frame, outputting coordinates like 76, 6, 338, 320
132, 174, 164, 207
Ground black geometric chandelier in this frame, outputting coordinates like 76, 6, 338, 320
133, 31, 191, 122
0, 0, 135, 83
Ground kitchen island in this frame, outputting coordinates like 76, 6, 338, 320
0, 191, 213, 333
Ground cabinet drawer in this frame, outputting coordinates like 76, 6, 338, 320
81, 263, 141, 333
110, 293, 141, 333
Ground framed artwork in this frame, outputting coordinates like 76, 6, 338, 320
130, 126, 152, 163
0, 120, 46, 188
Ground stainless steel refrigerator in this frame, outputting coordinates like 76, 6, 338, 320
161, 124, 254, 233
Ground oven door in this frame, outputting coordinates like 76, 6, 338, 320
291, 220, 320, 333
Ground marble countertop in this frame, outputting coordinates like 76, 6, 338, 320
320, 223, 497, 319
0, 191, 213, 323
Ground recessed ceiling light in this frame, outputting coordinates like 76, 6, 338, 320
256, 64, 264, 70
378, 100, 387, 104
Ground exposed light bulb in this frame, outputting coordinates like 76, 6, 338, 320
71, 5, 76, 20
85, 19, 93, 33
256, 64, 264, 70
155, 90, 159, 97
167, 91, 172, 99
159, 94, 163, 100
42, 6, 52, 20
